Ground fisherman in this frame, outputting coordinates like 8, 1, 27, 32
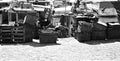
38, 8, 51, 29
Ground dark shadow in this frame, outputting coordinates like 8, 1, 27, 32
0, 42, 61, 47
0, 42, 18, 46
19, 42, 61, 47
80, 39, 120, 45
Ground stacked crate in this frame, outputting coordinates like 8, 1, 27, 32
74, 21, 108, 41
0, 25, 33, 43
74, 18, 120, 41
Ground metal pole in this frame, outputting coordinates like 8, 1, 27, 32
64, 0, 67, 26
65, 0, 66, 15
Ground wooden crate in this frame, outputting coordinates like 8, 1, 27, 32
0, 25, 34, 43
13, 25, 33, 42
12, 26, 25, 42
0, 26, 13, 43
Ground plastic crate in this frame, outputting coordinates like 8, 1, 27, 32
75, 32, 91, 42
91, 30, 106, 40
107, 22, 120, 39
39, 33, 58, 44
107, 29, 120, 39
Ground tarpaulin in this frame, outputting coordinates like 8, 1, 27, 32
99, 1, 118, 16
98, 1, 120, 23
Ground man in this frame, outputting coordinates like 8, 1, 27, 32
38, 8, 51, 29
